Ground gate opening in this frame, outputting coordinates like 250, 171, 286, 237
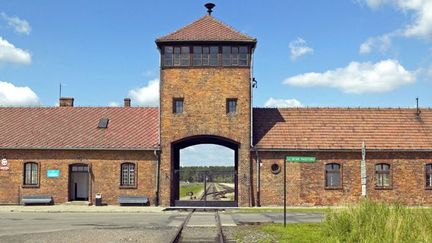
171, 135, 239, 207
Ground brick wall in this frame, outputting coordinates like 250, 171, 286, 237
0, 149, 157, 205
255, 151, 432, 206
159, 67, 252, 206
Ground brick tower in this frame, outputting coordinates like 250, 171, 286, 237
156, 4, 257, 206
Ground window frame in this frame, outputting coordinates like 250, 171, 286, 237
120, 162, 137, 189
226, 98, 238, 115
173, 98, 184, 114
324, 163, 343, 190
23, 162, 40, 188
161, 45, 250, 68
375, 163, 392, 190
425, 163, 432, 189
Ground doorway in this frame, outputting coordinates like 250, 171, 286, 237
69, 164, 89, 201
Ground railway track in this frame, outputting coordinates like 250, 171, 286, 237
170, 184, 229, 243
200, 183, 234, 201
169, 209, 226, 243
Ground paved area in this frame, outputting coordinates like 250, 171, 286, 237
0, 208, 324, 242
0, 205, 165, 213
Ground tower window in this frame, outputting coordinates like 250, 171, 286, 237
164, 46, 190, 67
173, 98, 184, 114
227, 98, 237, 114
223, 46, 249, 66
163, 46, 173, 66
193, 46, 219, 66
163, 45, 249, 67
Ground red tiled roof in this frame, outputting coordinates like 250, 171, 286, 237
0, 107, 159, 150
253, 108, 432, 151
156, 15, 256, 43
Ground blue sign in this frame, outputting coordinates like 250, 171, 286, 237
47, 170, 60, 178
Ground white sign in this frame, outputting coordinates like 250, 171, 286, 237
0, 158, 9, 171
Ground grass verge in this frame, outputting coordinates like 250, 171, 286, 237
233, 207, 331, 213
243, 200, 432, 243
179, 183, 203, 198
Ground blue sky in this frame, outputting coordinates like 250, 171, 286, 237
1, 0, 432, 108
1, 1, 432, 166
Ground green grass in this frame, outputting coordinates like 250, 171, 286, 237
259, 223, 325, 243
179, 183, 204, 198
247, 200, 432, 243
233, 207, 331, 213
323, 200, 432, 243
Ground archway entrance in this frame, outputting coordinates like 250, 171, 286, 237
171, 135, 238, 207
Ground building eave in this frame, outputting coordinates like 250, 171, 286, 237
0, 146, 161, 152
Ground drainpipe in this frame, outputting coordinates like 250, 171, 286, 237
154, 149, 161, 206
361, 142, 367, 197
255, 148, 261, 207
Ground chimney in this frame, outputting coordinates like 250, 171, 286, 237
59, 97, 74, 107
416, 97, 421, 117
124, 98, 131, 107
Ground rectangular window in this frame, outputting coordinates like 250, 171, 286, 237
180, 46, 190, 66
227, 98, 237, 114
231, 47, 239, 66
163, 46, 173, 66
193, 46, 202, 66
325, 163, 341, 188
239, 46, 248, 66
173, 47, 181, 66
222, 46, 249, 66
209, 46, 219, 66
121, 163, 136, 187
426, 164, 432, 188
173, 98, 184, 114
222, 46, 231, 66
24, 162, 38, 186
375, 163, 391, 188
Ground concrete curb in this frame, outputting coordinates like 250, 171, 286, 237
0, 205, 167, 213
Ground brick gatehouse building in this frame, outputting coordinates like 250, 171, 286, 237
1, 6, 432, 207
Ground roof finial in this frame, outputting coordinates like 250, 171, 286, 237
205, 3, 215, 15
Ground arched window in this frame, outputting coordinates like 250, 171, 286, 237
121, 163, 136, 187
375, 163, 391, 188
325, 163, 341, 188
426, 164, 432, 189
23, 162, 38, 186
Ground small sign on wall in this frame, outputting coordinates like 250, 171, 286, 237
47, 170, 60, 178
0, 158, 9, 171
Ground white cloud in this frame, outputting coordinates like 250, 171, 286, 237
0, 81, 39, 106
359, 34, 392, 54
0, 37, 31, 64
128, 79, 159, 106
264, 98, 303, 108
289, 38, 314, 60
360, 0, 432, 53
363, 0, 391, 9
284, 59, 415, 94
1, 12, 31, 35
108, 102, 120, 107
